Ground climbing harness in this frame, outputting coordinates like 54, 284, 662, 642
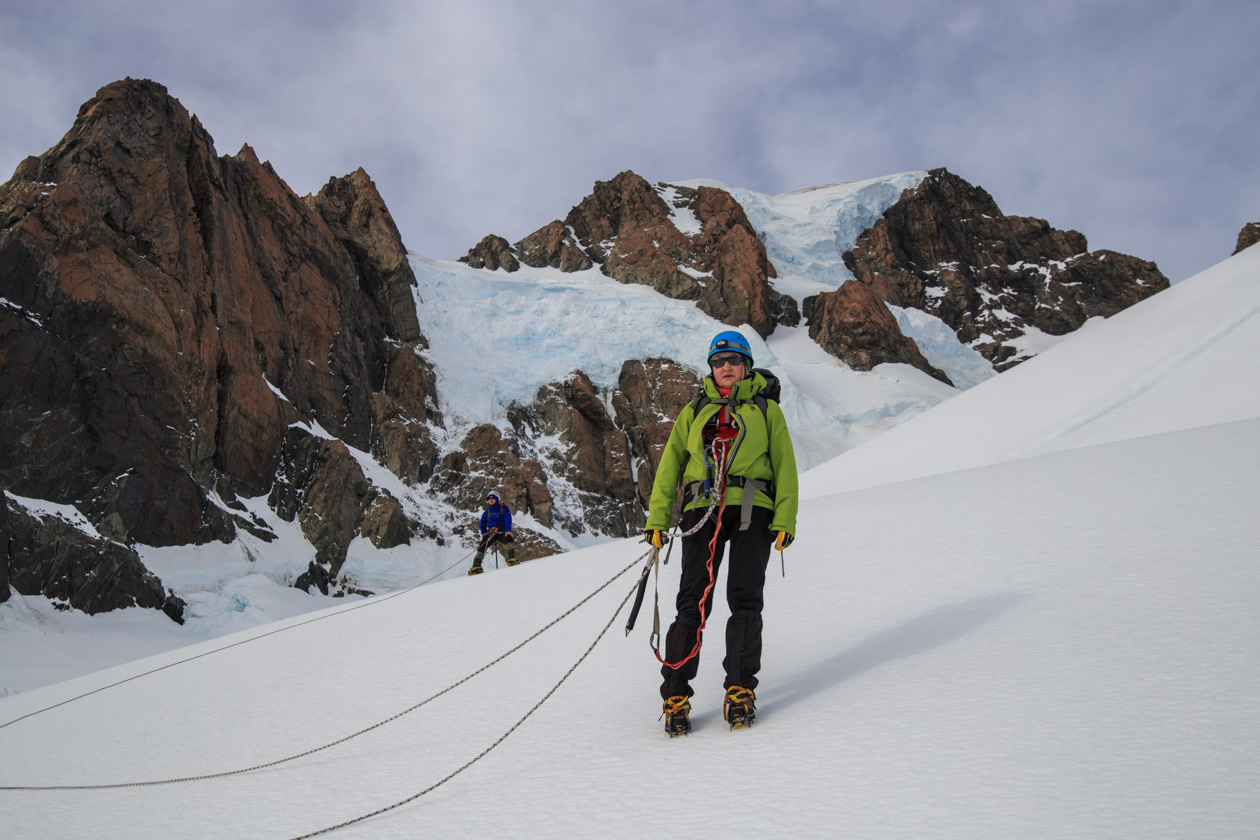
653, 429, 735, 673
0, 552, 644, 795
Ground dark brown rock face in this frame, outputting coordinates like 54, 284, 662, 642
1235, 222, 1260, 255
515, 221, 592, 272
4, 493, 185, 621
838, 168, 1169, 369
515, 371, 640, 537
0, 78, 439, 611
430, 360, 704, 546
461, 171, 797, 337
803, 282, 951, 384
610, 359, 703, 510
458, 234, 521, 272
0, 492, 11, 604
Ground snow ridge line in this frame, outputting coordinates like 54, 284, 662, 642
289, 557, 643, 840
0, 554, 473, 733
0, 553, 644, 793
1021, 298, 1260, 458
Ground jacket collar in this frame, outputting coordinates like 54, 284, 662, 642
703, 370, 764, 402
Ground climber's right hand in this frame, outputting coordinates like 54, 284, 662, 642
645, 529, 668, 549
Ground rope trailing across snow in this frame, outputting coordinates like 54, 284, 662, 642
0, 552, 645, 793
0, 552, 477, 732
288, 555, 644, 839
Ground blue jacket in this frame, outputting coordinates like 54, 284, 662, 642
480, 502, 512, 535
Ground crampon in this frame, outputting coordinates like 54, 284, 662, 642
662, 695, 692, 737
724, 686, 756, 729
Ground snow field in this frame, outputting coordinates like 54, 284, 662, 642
1, 418, 1256, 838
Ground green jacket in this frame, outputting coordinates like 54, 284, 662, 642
646, 370, 799, 536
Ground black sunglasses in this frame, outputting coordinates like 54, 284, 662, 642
709, 353, 746, 368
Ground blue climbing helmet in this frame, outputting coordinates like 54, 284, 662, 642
708, 330, 753, 368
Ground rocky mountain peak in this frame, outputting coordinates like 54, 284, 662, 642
828, 167, 1169, 369
459, 170, 797, 337
0, 79, 440, 612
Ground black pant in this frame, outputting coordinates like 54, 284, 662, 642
660, 504, 773, 700
477, 531, 508, 553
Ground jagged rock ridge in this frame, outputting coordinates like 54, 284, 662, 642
460, 171, 799, 337
821, 168, 1169, 370
0, 78, 441, 610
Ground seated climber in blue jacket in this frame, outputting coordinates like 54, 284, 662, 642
468, 491, 519, 575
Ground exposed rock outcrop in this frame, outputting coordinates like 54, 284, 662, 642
803, 282, 951, 383
512, 371, 640, 537
460, 171, 797, 337
459, 234, 521, 272
0, 492, 11, 604
1235, 222, 1260, 255
610, 359, 704, 510
4, 493, 185, 621
0, 78, 439, 612
515, 220, 592, 272
430, 423, 558, 561
837, 168, 1169, 369
428, 360, 705, 548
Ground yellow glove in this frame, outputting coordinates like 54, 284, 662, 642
645, 529, 668, 549
774, 531, 794, 550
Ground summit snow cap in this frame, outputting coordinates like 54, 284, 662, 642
708, 330, 753, 368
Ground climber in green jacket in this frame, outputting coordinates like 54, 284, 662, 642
645, 330, 798, 734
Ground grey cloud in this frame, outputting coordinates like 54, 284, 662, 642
1, 0, 1257, 281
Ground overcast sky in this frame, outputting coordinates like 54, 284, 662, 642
2, 1, 1256, 282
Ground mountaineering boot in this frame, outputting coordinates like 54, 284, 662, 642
506, 558, 520, 566
505, 543, 519, 566
662, 695, 692, 737
724, 686, 756, 729
467, 564, 484, 576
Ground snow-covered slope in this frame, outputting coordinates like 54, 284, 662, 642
801, 240, 1260, 498
1, 246, 1256, 838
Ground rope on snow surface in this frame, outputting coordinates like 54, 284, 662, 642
0, 552, 644, 793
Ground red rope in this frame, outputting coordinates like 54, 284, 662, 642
656, 440, 729, 671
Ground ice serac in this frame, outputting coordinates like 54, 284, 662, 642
1235, 222, 1260, 255
460, 170, 797, 337
837, 168, 1169, 369
0, 78, 440, 613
